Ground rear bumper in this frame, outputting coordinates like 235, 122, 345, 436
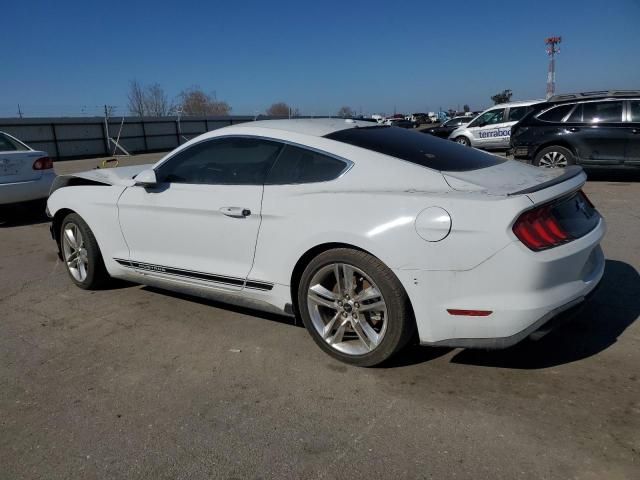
423, 278, 601, 349
0, 172, 55, 205
395, 217, 606, 348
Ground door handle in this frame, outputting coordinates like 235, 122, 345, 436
567, 127, 580, 132
220, 206, 251, 218
631, 128, 640, 134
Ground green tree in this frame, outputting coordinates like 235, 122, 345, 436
491, 89, 513, 105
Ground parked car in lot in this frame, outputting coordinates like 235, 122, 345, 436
449, 100, 544, 149
423, 116, 472, 138
0, 131, 55, 207
408, 113, 430, 125
385, 118, 414, 128
510, 90, 640, 168
47, 119, 605, 366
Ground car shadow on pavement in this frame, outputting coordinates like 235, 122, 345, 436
450, 259, 639, 369
141, 286, 303, 329
584, 168, 640, 182
0, 200, 49, 227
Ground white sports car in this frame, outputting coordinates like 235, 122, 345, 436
1, 131, 55, 206
47, 119, 605, 366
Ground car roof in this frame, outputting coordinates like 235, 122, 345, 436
231, 118, 372, 137
490, 99, 546, 109
548, 90, 640, 103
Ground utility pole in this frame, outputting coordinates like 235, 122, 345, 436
545, 36, 562, 99
17, 104, 23, 118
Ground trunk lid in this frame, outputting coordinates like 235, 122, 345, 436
442, 159, 577, 197
0, 150, 48, 184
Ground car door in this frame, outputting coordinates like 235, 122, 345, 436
564, 100, 626, 165
117, 136, 283, 291
465, 108, 507, 148
624, 99, 640, 166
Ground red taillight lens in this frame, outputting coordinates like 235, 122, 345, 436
513, 204, 572, 251
32, 156, 53, 170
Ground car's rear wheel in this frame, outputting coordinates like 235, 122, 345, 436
298, 248, 415, 367
534, 145, 575, 168
455, 136, 470, 147
60, 213, 110, 289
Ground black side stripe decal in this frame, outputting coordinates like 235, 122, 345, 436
113, 258, 273, 291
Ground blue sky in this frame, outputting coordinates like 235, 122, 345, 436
1, 0, 639, 117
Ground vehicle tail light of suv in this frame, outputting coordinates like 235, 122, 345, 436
32, 156, 53, 170
513, 190, 598, 251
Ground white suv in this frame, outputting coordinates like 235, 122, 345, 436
449, 100, 544, 149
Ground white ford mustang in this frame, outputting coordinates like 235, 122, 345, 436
47, 119, 605, 366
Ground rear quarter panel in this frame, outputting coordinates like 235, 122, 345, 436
251, 158, 534, 289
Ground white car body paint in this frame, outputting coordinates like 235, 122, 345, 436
47, 119, 605, 347
0, 131, 55, 205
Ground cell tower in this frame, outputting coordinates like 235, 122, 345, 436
545, 36, 562, 99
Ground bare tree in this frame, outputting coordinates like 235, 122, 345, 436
127, 80, 146, 117
144, 83, 171, 116
178, 86, 231, 116
337, 106, 354, 117
266, 102, 291, 116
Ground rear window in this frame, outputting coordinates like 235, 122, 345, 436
0, 133, 29, 152
537, 104, 574, 122
507, 106, 531, 121
266, 144, 349, 184
324, 126, 506, 172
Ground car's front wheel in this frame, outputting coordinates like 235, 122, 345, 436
60, 213, 111, 289
298, 248, 415, 367
455, 136, 471, 147
533, 145, 575, 168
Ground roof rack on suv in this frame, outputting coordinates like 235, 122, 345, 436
548, 90, 640, 102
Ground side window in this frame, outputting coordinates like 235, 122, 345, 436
0, 133, 28, 152
628, 100, 640, 122
537, 104, 574, 122
469, 109, 505, 127
582, 101, 623, 123
156, 137, 283, 185
266, 145, 349, 184
507, 106, 530, 121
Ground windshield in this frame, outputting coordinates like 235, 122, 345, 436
325, 126, 506, 172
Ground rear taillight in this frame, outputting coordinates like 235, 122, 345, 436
513, 204, 571, 251
32, 156, 53, 170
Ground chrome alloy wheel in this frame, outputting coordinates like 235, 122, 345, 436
307, 263, 388, 355
62, 222, 89, 282
538, 151, 568, 168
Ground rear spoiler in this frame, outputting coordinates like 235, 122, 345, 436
507, 165, 583, 196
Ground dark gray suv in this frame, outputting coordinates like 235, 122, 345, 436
510, 91, 640, 168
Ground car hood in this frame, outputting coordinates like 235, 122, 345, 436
442, 159, 571, 196
50, 164, 153, 194
64, 164, 153, 186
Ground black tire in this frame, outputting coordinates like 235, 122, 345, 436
297, 248, 415, 367
59, 213, 111, 289
533, 145, 575, 168
454, 136, 471, 147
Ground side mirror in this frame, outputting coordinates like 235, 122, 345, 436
135, 169, 157, 187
